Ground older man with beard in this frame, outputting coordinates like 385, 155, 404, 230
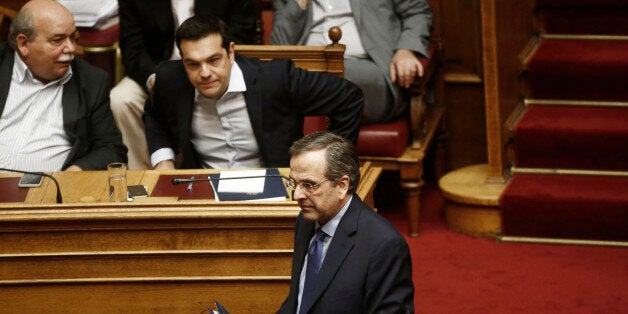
0, 0, 127, 172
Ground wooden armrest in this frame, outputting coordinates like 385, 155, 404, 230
409, 42, 442, 149
235, 26, 346, 78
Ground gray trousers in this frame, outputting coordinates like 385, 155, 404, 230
345, 59, 406, 124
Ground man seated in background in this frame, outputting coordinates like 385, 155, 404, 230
277, 131, 414, 313
0, 0, 127, 172
144, 15, 363, 170
271, 0, 432, 125
111, 0, 258, 169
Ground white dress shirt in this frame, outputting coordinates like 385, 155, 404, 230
150, 62, 262, 169
170, 0, 195, 60
0, 52, 73, 172
306, 0, 368, 59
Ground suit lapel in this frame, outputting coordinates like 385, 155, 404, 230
60, 63, 82, 168
62, 65, 80, 135
349, 0, 363, 24
238, 56, 266, 161
305, 197, 360, 312
0, 46, 15, 116
178, 83, 195, 147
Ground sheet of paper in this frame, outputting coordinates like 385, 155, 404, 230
217, 169, 266, 193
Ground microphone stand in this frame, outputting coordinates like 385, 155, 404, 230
171, 174, 289, 185
0, 167, 63, 203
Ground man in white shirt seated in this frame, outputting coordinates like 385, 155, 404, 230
111, 0, 257, 170
144, 15, 363, 170
0, 0, 127, 172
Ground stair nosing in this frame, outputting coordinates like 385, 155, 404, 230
524, 98, 628, 108
511, 167, 628, 177
540, 33, 628, 41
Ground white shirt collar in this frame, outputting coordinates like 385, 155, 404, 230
318, 195, 353, 238
13, 51, 73, 86
195, 61, 247, 101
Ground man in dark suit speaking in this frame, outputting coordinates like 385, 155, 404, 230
0, 0, 127, 172
143, 15, 363, 170
278, 132, 414, 314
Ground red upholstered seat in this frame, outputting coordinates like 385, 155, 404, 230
78, 24, 119, 47
357, 119, 409, 157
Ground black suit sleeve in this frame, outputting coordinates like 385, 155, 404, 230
284, 61, 363, 144
118, 0, 163, 90
143, 73, 175, 156
68, 68, 128, 170
209, 0, 257, 44
365, 236, 414, 313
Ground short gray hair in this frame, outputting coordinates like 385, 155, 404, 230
289, 132, 361, 194
8, 8, 35, 49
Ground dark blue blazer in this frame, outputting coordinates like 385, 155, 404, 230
277, 196, 415, 314
143, 54, 363, 169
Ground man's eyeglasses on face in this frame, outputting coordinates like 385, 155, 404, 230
285, 177, 330, 194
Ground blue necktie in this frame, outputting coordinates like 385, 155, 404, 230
299, 228, 328, 314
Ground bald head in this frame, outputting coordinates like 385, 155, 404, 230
9, 0, 75, 49
9, 0, 78, 83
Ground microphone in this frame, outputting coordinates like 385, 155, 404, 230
171, 174, 289, 185
0, 167, 63, 203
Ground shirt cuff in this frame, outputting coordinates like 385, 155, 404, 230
146, 73, 156, 92
151, 148, 175, 168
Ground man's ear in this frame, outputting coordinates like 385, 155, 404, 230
336, 175, 350, 199
16, 34, 29, 57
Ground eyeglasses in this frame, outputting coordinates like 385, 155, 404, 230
285, 177, 330, 194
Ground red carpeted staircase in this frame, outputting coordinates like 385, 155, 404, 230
499, 0, 628, 243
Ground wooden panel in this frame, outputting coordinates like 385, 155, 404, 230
440, 0, 483, 82
0, 251, 292, 279
442, 85, 487, 171
439, 0, 488, 173
0, 167, 381, 312
0, 281, 289, 313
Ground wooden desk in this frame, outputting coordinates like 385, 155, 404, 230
0, 165, 381, 313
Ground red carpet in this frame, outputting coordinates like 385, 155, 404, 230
527, 39, 628, 101
500, 173, 628, 240
500, 0, 628, 241
375, 176, 628, 313
513, 105, 628, 171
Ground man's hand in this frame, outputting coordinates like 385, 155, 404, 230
296, 0, 308, 10
154, 160, 175, 170
65, 165, 83, 171
390, 49, 424, 89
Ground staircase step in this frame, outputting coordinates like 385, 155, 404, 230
514, 105, 628, 171
526, 38, 628, 101
500, 173, 628, 241
536, 0, 628, 35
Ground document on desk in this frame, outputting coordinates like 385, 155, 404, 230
209, 169, 288, 202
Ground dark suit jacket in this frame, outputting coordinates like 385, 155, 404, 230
118, 0, 257, 90
277, 196, 415, 314
0, 43, 127, 170
144, 54, 362, 169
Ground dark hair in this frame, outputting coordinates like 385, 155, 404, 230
8, 8, 35, 49
289, 132, 361, 194
175, 14, 231, 54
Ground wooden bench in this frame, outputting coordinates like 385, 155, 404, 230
239, 26, 444, 237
